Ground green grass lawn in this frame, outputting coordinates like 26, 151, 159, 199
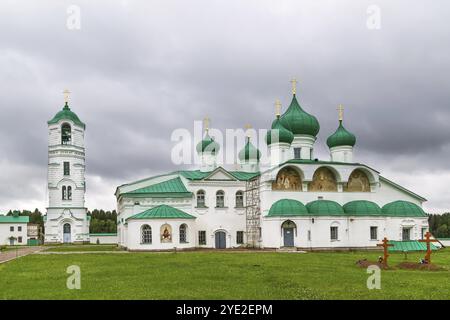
0, 249, 449, 299
44, 245, 121, 252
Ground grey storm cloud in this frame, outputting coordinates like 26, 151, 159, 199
0, 0, 449, 212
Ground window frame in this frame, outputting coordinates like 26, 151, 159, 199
235, 191, 244, 208
236, 231, 244, 244
196, 190, 206, 208
294, 147, 301, 159
63, 162, 70, 176
141, 225, 152, 244
198, 230, 206, 245
61, 123, 72, 145
216, 190, 225, 208
10, 226, 14, 232
179, 224, 187, 243
370, 226, 378, 240
330, 226, 339, 241
62, 186, 67, 200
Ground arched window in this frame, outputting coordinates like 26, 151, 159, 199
235, 191, 244, 208
141, 225, 152, 244
61, 123, 72, 145
179, 224, 187, 243
62, 186, 67, 200
196, 190, 206, 208
308, 167, 338, 192
67, 186, 72, 200
216, 190, 225, 208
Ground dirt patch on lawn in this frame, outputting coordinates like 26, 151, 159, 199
356, 259, 390, 270
396, 262, 445, 271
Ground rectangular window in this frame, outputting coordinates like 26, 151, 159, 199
402, 227, 411, 241
10, 226, 14, 232
64, 162, 70, 176
421, 228, 427, 239
18, 226, 22, 232
294, 147, 301, 159
18, 236, 22, 243
199, 231, 206, 245
330, 226, 338, 241
236, 231, 244, 244
370, 226, 378, 240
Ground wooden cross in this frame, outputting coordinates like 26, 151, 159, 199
337, 104, 344, 122
290, 78, 297, 95
419, 232, 438, 264
63, 89, 71, 104
275, 99, 281, 117
377, 237, 394, 267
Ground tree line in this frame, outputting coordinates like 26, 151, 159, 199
429, 213, 450, 238
5, 209, 117, 234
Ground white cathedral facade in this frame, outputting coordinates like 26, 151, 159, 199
114, 83, 430, 251
44, 97, 90, 243
43, 83, 429, 249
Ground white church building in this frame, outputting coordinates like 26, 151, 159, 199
44, 93, 90, 244
115, 82, 429, 251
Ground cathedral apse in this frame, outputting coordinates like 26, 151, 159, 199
272, 167, 302, 191
344, 169, 371, 192
308, 167, 338, 192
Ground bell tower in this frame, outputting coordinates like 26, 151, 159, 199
44, 90, 90, 243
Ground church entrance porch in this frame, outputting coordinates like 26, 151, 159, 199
282, 220, 296, 247
215, 231, 226, 249
63, 223, 71, 243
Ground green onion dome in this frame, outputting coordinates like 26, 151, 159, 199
343, 200, 382, 216
279, 95, 320, 136
239, 137, 261, 162
196, 132, 220, 154
381, 201, 427, 217
326, 120, 356, 148
306, 200, 344, 215
48, 102, 86, 129
266, 116, 294, 145
267, 199, 308, 217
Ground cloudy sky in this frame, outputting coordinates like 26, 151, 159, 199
0, 0, 449, 213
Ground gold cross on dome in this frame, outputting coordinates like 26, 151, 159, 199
337, 104, 344, 121
290, 78, 298, 95
244, 124, 252, 137
275, 99, 281, 116
63, 89, 71, 104
203, 116, 210, 132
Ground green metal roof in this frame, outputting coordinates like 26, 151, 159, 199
0, 215, 30, 223
127, 205, 196, 220
196, 132, 220, 154
239, 137, 261, 161
306, 200, 345, 216
178, 170, 260, 181
48, 102, 86, 129
266, 116, 294, 145
267, 199, 308, 217
326, 120, 356, 148
381, 200, 427, 217
279, 94, 320, 136
343, 200, 382, 216
266, 199, 428, 218
123, 177, 192, 198
388, 241, 439, 252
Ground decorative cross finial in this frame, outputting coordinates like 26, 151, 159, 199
290, 78, 297, 95
275, 99, 281, 117
337, 104, 344, 122
63, 89, 71, 104
203, 116, 210, 133
244, 124, 252, 137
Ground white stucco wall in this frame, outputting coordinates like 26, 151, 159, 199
0, 223, 28, 246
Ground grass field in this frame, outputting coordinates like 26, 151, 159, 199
43, 245, 122, 252
0, 248, 449, 299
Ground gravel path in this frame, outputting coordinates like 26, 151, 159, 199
0, 246, 44, 264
